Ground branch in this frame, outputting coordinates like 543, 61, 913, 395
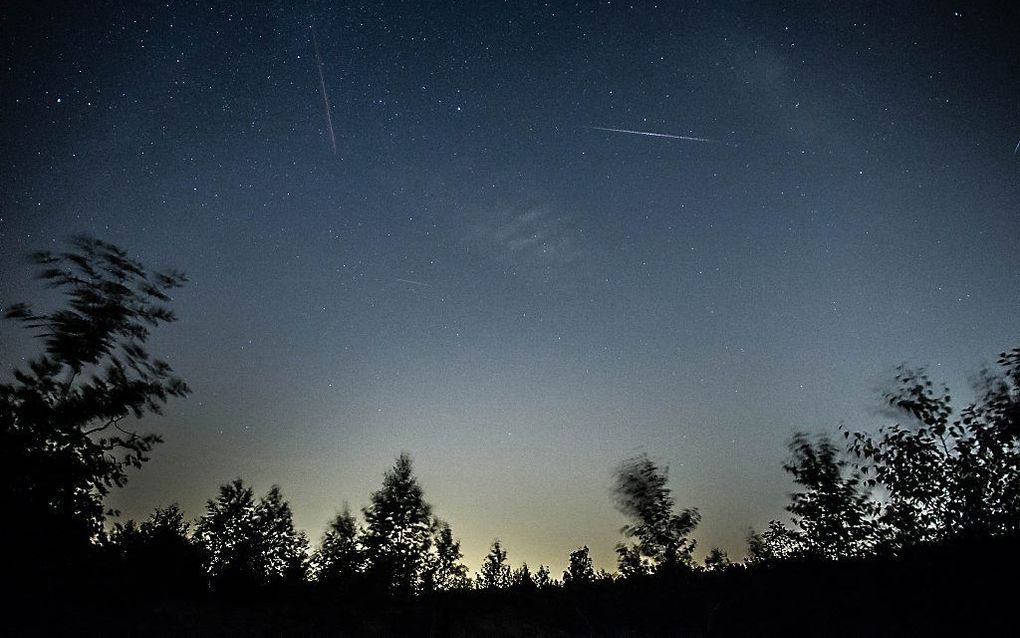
82, 415, 125, 437
114, 422, 138, 439
60, 369, 78, 402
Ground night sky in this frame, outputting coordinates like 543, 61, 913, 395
2, 1, 1018, 574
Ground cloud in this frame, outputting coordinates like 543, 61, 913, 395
473, 204, 582, 267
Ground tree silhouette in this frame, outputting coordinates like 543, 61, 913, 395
510, 562, 536, 591
195, 479, 262, 589
313, 506, 364, 588
475, 539, 511, 589
562, 545, 595, 586
702, 547, 731, 572
783, 433, 875, 559
848, 349, 1020, 549
111, 503, 191, 546
256, 485, 309, 584
745, 519, 805, 565
0, 237, 189, 553
108, 503, 205, 597
615, 543, 648, 578
362, 453, 434, 595
194, 479, 308, 590
532, 564, 553, 588
427, 519, 469, 591
613, 454, 700, 574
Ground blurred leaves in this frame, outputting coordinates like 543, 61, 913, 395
613, 453, 700, 574
1, 236, 189, 550
847, 349, 1020, 550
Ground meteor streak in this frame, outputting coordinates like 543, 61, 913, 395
586, 125, 731, 146
394, 278, 431, 287
312, 26, 337, 156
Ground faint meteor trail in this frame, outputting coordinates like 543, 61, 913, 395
312, 26, 337, 156
1014, 138, 1020, 155
394, 277, 430, 287
586, 125, 732, 146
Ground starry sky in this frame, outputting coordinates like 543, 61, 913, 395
2, 1, 1018, 574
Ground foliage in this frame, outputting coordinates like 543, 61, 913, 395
615, 543, 649, 578
0, 236, 188, 547
510, 562, 536, 590
108, 503, 205, 596
783, 433, 876, 559
847, 350, 1020, 549
194, 479, 308, 589
313, 506, 364, 587
362, 453, 434, 594
427, 519, 469, 591
111, 503, 191, 550
257, 485, 309, 583
745, 520, 806, 565
532, 564, 553, 588
195, 479, 260, 587
476, 539, 511, 589
702, 547, 732, 572
562, 545, 595, 586
613, 454, 700, 573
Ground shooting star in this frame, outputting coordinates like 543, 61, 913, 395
312, 26, 337, 156
586, 125, 733, 146
394, 277, 431, 287
1014, 138, 1020, 155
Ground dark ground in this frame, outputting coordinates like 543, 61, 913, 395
10, 534, 1016, 637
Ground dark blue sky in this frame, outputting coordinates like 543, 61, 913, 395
2, 1, 1018, 572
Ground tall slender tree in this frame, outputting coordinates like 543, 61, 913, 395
256, 485, 309, 584
361, 453, 434, 594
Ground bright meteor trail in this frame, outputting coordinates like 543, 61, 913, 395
312, 26, 337, 157
586, 125, 731, 145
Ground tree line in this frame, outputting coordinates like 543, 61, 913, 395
104, 452, 602, 596
2, 237, 1018, 603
